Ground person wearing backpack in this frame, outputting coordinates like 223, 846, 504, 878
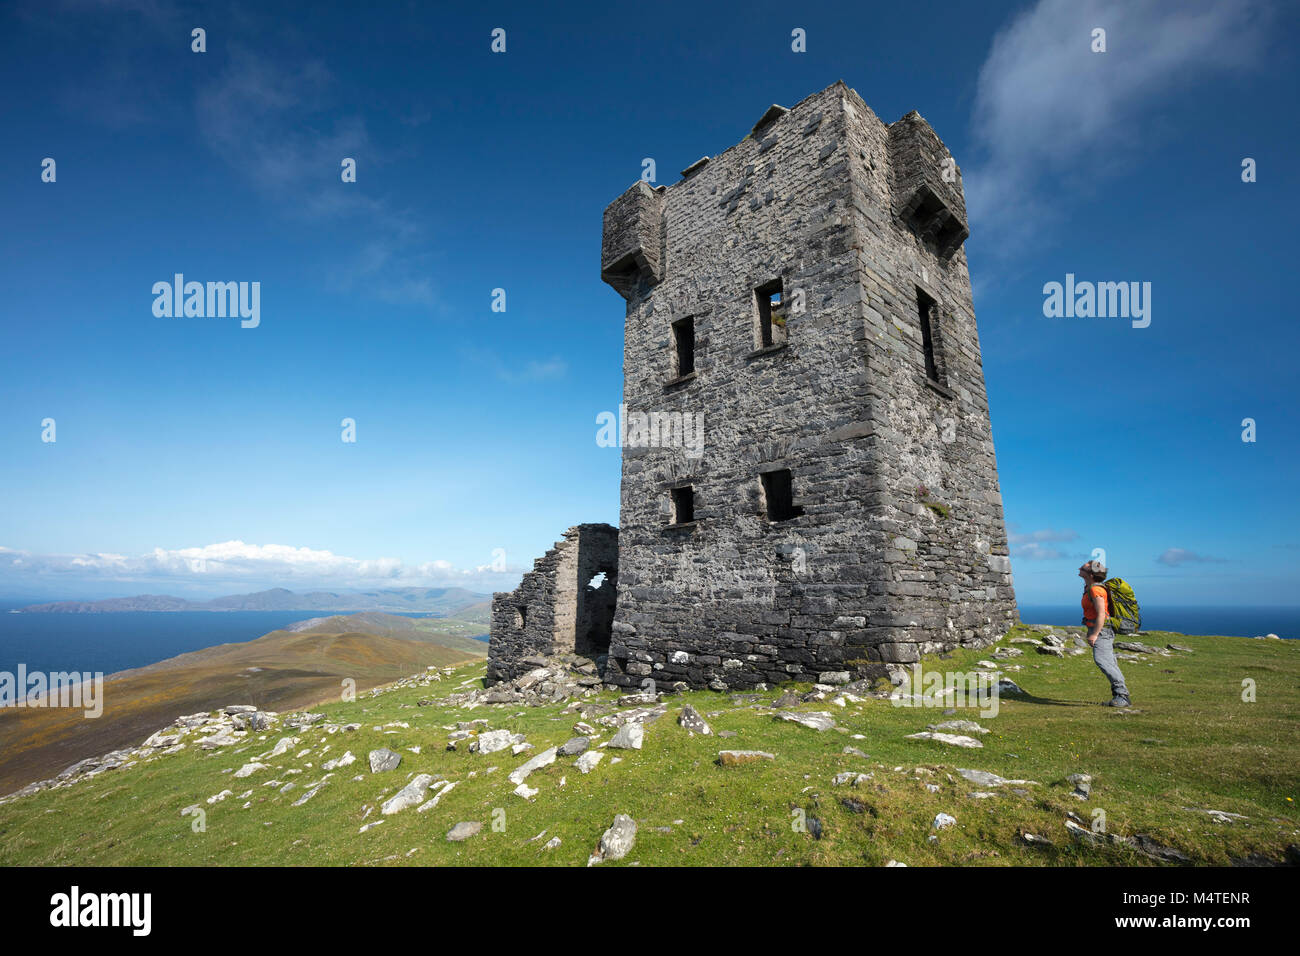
1079, 560, 1131, 707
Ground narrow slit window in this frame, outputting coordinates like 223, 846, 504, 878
670, 485, 695, 525
755, 279, 786, 349
672, 316, 695, 377
760, 469, 803, 522
916, 287, 943, 384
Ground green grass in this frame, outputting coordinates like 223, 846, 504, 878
1, 625, 1295, 866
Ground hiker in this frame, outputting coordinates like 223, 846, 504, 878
1079, 560, 1131, 707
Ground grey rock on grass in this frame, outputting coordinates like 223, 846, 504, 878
368, 749, 401, 773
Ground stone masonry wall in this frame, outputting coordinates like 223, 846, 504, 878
486, 524, 618, 684
599, 80, 1016, 690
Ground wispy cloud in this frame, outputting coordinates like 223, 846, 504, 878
0, 542, 520, 594
31, 0, 441, 311
1156, 548, 1227, 567
461, 348, 569, 384
965, 0, 1271, 253
1008, 527, 1079, 560
194, 49, 440, 308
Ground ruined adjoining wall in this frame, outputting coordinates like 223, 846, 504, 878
598, 80, 1016, 691
486, 524, 618, 684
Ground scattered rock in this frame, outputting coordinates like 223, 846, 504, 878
1067, 773, 1093, 800
678, 704, 712, 735
576, 751, 604, 773
591, 814, 637, 864
818, 671, 851, 685
475, 729, 522, 755
368, 749, 402, 773
446, 821, 482, 842
905, 731, 983, 749
292, 781, 328, 806
832, 771, 872, 786
956, 768, 1038, 788
927, 720, 989, 735
717, 750, 775, 766
508, 747, 558, 785
558, 736, 590, 757
382, 774, 436, 815
1184, 807, 1249, 824
322, 751, 356, 771
1116, 641, 1162, 654
608, 723, 644, 750
416, 780, 456, 812
932, 813, 956, 830
775, 711, 836, 732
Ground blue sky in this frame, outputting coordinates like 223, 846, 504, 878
0, 0, 1296, 605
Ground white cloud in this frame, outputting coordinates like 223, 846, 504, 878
965, 0, 1271, 252
1007, 526, 1079, 560
0, 541, 521, 594
461, 347, 569, 384
1156, 548, 1226, 567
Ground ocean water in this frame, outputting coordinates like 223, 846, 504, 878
0, 607, 484, 676
0, 603, 1290, 678
1017, 605, 1298, 640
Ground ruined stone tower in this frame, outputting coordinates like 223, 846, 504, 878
488, 80, 1017, 688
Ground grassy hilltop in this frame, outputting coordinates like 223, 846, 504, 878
0, 612, 487, 796
0, 623, 1295, 867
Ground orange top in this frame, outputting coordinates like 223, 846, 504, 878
1082, 584, 1108, 623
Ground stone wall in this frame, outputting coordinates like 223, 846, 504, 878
486, 524, 618, 684
598, 80, 1017, 690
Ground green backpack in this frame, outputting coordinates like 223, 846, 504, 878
1103, 578, 1142, 634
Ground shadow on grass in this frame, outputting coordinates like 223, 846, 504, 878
1003, 688, 1095, 708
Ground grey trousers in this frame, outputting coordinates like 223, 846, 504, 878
1090, 626, 1130, 700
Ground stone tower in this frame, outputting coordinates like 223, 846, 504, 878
487, 80, 1017, 689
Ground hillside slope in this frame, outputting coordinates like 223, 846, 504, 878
0, 613, 486, 795
0, 624, 1294, 867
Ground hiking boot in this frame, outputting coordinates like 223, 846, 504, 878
1104, 696, 1131, 707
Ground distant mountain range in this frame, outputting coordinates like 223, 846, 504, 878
18, 586, 491, 616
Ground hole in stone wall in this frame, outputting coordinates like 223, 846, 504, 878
576, 565, 617, 659
760, 468, 804, 522
670, 485, 695, 525
514, 605, 527, 629
671, 316, 695, 377
916, 286, 944, 385
755, 278, 786, 349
